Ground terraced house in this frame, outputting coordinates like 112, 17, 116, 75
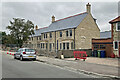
26, 3, 100, 56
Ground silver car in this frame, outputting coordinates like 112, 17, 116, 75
14, 48, 36, 61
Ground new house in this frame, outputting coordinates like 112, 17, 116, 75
25, 3, 100, 57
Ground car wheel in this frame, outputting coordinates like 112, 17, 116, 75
14, 55, 16, 59
20, 56, 23, 61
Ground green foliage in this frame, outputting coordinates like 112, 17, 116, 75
1, 32, 7, 44
7, 18, 35, 47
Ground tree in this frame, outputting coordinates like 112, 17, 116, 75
1, 32, 7, 45
7, 18, 35, 47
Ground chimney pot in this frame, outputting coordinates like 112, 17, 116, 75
52, 15, 55, 23
86, 3, 91, 14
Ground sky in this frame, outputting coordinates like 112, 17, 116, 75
1, 0, 120, 34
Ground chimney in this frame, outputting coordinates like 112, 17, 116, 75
86, 3, 91, 14
35, 25, 38, 30
52, 15, 55, 23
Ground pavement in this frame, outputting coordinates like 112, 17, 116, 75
3, 50, 120, 79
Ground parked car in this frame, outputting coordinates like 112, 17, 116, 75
14, 48, 36, 61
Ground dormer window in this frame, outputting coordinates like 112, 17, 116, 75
116, 22, 120, 31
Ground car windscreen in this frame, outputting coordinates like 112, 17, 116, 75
25, 49, 35, 52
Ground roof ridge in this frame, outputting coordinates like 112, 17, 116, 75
55, 12, 87, 22
36, 27, 48, 30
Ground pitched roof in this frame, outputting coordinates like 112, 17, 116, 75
109, 16, 120, 23
32, 27, 48, 37
100, 31, 111, 39
32, 12, 88, 37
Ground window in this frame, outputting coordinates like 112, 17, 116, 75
66, 31, 68, 37
100, 45, 106, 49
63, 43, 65, 50
50, 32, 52, 38
60, 43, 62, 50
71, 42, 73, 49
53, 43, 54, 47
49, 43, 52, 51
70, 30, 72, 36
37, 44, 40, 48
46, 34, 47, 38
41, 43, 42, 48
43, 43, 44, 48
37, 37, 38, 40
44, 33, 47, 39
116, 22, 120, 31
93, 45, 99, 49
114, 41, 119, 50
39, 36, 41, 40
44, 34, 45, 39
46, 43, 48, 49
67, 43, 69, 50
60, 31, 62, 37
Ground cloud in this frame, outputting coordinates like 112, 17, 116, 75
1, 2, 118, 34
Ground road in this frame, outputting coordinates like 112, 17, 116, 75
2, 51, 95, 78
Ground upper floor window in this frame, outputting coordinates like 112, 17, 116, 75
50, 32, 52, 38
44, 33, 47, 39
44, 34, 45, 39
37, 37, 38, 40
60, 31, 62, 37
116, 22, 120, 31
70, 30, 72, 36
66, 31, 68, 37
66, 29, 72, 37
39, 36, 41, 40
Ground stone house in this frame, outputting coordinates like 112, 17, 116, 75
109, 16, 120, 57
26, 3, 100, 57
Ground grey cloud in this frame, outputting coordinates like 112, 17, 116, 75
1, 2, 119, 34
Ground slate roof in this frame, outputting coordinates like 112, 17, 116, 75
32, 12, 88, 37
100, 31, 111, 39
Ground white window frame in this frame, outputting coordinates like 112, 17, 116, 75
113, 41, 119, 50
116, 22, 120, 31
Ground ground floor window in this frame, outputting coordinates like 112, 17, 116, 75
67, 43, 69, 50
60, 43, 62, 50
71, 42, 73, 49
46, 43, 48, 49
100, 45, 106, 49
113, 41, 119, 50
63, 43, 65, 50
49, 43, 52, 51
37, 44, 40, 48
93, 45, 99, 49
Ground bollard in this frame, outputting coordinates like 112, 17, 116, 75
7, 52, 9, 54
10, 53, 11, 55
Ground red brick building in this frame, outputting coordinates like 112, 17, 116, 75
92, 16, 120, 57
